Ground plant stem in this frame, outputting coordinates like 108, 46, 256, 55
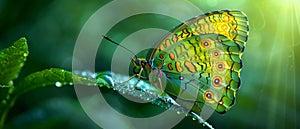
0, 96, 17, 129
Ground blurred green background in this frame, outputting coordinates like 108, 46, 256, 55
0, 0, 299, 129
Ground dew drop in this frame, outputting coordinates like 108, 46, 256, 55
23, 52, 29, 57
55, 82, 62, 87
176, 111, 181, 115
192, 117, 197, 121
69, 82, 73, 85
130, 86, 135, 90
73, 71, 80, 75
91, 73, 97, 78
81, 71, 87, 76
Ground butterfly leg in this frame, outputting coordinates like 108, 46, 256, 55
136, 67, 144, 80
131, 67, 145, 87
121, 74, 137, 84
157, 77, 168, 103
119, 67, 147, 91
119, 66, 142, 82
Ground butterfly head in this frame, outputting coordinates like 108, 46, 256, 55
131, 57, 152, 75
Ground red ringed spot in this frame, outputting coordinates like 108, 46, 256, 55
204, 91, 214, 101
169, 52, 175, 60
167, 63, 173, 71
212, 76, 222, 87
212, 50, 220, 58
216, 62, 225, 71
201, 40, 211, 48
175, 62, 183, 72
165, 39, 171, 47
159, 54, 164, 59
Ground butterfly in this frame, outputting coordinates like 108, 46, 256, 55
107, 10, 249, 114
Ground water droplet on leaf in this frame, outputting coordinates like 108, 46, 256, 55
55, 82, 62, 87
81, 71, 87, 76
23, 52, 28, 57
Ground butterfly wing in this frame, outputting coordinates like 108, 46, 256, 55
149, 10, 249, 113
149, 10, 249, 59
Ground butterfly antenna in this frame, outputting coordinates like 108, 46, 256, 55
102, 35, 138, 59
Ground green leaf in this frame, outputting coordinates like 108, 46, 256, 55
0, 85, 10, 101
94, 72, 214, 128
14, 68, 98, 96
1, 67, 111, 128
0, 38, 28, 128
0, 37, 28, 86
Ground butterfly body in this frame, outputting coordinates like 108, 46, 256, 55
132, 10, 249, 114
